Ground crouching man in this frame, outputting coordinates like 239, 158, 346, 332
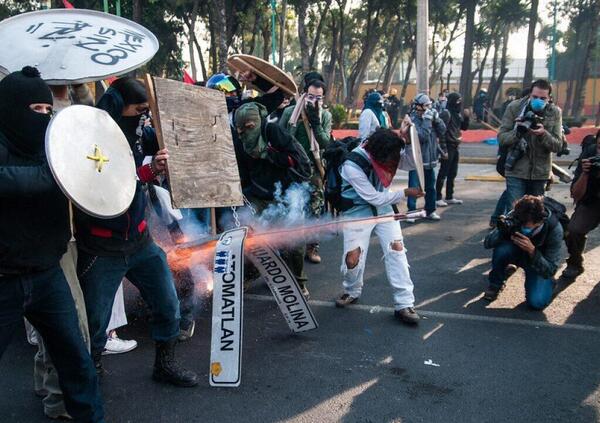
334, 127, 424, 325
483, 195, 563, 309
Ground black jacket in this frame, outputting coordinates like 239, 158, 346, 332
0, 130, 69, 273
440, 110, 469, 149
572, 140, 600, 207
233, 121, 311, 201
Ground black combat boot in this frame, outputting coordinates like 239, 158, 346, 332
152, 338, 199, 387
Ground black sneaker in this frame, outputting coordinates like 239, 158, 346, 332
394, 307, 420, 325
483, 284, 504, 301
561, 265, 584, 281
335, 293, 358, 308
505, 264, 518, 279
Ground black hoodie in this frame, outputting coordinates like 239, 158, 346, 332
440, 93, 470, 150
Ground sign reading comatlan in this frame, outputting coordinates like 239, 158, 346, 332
0, 9, 158, 84
209, 227, 247, 388
248, 244, 318, 333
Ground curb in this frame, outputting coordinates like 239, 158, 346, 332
460, 157, 572, 166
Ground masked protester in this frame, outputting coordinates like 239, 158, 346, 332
386, 88, 402, 129
483, 195, 563, 309
75, 77, 199, 387
359, 92, 388, 140
497, 79, 563, 209
561, 131, 600, 281
279, 75, 332, 264
0, 66, 104, 422
473, 88, 489, 122
233, 102, 312, 297
407, 93, 446, 221
334, 127, 424, 325
435, 92, 470, 207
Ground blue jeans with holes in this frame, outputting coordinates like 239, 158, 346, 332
489, 240, 554, 310
77, 241, 180, 358
408, 168, 437, 214
0, 265, 104, 422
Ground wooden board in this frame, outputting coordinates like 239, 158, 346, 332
150, 76, 243, 208
227, 54, 297, 96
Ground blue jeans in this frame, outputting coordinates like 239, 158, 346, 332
505, 176, 546, 211
490, 190, 510, 224
489, 240, 554, 310
408, 168, 437, 214
78, 241, 180, 358
0, 266, 104, 422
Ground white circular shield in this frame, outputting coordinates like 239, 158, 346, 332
46, 105, 137, 218
0, 9, 158, 84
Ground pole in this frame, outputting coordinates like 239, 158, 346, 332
271, 0, 277, 65
103, 0, 109, 13
416, 0, 429, 94
116, 0, 121, 16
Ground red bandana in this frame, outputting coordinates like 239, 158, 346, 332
367, 152, 399, 188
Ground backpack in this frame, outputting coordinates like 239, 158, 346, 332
262, 120, 312, 185
323, 137, 371, 213
544, 196, 570, 238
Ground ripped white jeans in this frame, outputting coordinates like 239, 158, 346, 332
340, 219, 415, 310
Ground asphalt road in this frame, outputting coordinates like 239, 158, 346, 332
2, 167, 599, 423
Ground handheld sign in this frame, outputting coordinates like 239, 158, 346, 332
45, 105, 136, 218
210, 227, 247, 388
145, 75, 243, 209
410, 125, 425, 190
248, 244, 318, 333
0, 9, 158, 84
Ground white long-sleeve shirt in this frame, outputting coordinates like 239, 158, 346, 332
340, 147, 416, 208
358, 109, 380, 140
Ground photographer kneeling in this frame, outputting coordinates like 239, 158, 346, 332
498, 80, 563, 207
561, 130, 600, 280
483, 195, 563, 309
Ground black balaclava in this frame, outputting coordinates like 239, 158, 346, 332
0, 66, 53, 157
447, 92, 462, 114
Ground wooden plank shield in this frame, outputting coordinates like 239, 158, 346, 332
209, 227, 247, 388
227, 54, 298, 96
247, 244, 318, 333
147, 75, 243, 208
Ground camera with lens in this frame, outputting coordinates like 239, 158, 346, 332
496, 214, 520, 237
516, 111, 544, 136
589, 155, 600, 174
504, 138, 528, 171
557, 124, 571, 157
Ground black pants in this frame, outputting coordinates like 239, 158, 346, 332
566, 202, 600, 268
436, 145, 460, 200
0, 265, 104, 422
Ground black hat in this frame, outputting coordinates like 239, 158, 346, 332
0, 66, 53, 156
303, 71, 325, 91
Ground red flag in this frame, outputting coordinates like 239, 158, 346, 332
183, 69, 196, 85
63, 0, 75, 8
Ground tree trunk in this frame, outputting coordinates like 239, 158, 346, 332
278, 0, 287, 68
490, 28, 510, 107
132, 0, 142, 23
309, 0, 333, 70
382, 24, 402, 91
262, 15, 272, 61
296, 0, 310, 71
459, 0, 477, 107
401, 48, 415, 99
474, 41, 492, 97
248, 6, 261, 55
325, 13, 338, 103
208, 8, 218, 75
522, 0, 538, 89
213, 0, 228, 72
572, 11, 600, 118
185, 0, 200, 81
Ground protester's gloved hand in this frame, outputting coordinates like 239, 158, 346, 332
423, 108, 435, 121
306, 102, 321, 128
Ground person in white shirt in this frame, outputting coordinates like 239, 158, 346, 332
359, 91, 389, 140
335, 122, 424, 325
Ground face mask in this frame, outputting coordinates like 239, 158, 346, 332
226, 96, 241, 114
238, 124, 267, 159
520, 226, 534, 236
530, 98, 547, 113
118, 114, 145, 144
1, 106, 51, 157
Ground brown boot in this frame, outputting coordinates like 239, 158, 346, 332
305, 243, 322, 264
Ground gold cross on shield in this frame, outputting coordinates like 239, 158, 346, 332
86, 145, 109, 172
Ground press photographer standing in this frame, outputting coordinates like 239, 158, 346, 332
561, 130, 600, 281
483, 195, 563, 309
498, 80, 563, 208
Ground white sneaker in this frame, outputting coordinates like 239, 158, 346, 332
445, 198, 463, 205
404, 218, 416, 224
436, 199, 448, 207
102, 332, 137, 355
426, 212, 441, 221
